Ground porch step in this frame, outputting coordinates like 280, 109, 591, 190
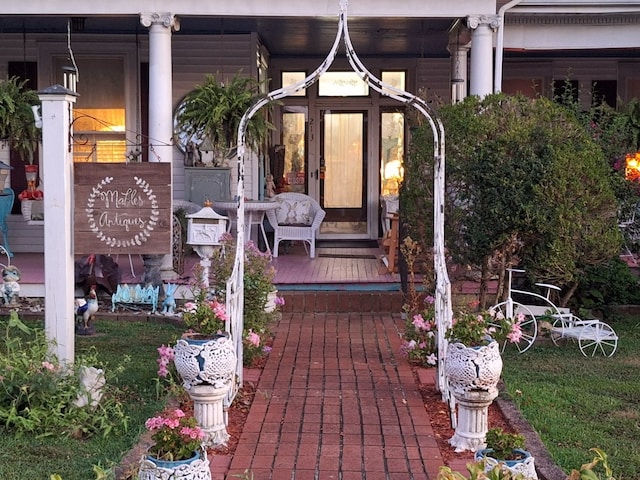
280, 290, 404, 313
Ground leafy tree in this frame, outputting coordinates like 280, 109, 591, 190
403, 93, 622, 307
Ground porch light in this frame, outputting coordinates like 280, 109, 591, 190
62, 66, 77, 93
625, 152, 640, 182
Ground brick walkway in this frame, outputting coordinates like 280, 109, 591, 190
224, 311, 450, 479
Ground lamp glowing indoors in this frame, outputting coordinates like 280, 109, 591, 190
382, 159, 404, 195
625, 152, 640, 182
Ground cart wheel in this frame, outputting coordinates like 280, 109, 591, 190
550, 316, 569, 347
578, 322, 618, 357
490, 301, 538, 353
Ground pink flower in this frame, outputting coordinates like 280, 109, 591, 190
209, 301, 229, 321
41, 361, 56, 372
274, 296, 286, 306
156, 344, 175, 378
412, 314, 428, 331
246, 329, 261, 347
507, 320, 523, 344
184, 302, 197, 313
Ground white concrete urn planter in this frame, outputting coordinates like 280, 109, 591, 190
445, 341, 503, 395
475, 449, 538, 480
173, 332, 237, 447
445, 341, 503, 452
138, 449, 211, 480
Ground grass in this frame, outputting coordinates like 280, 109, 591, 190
2, 311, 639, 478
500, 313, 640, 479
0, 316, 184, 480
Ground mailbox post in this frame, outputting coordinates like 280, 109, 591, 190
186, 204, 228, 288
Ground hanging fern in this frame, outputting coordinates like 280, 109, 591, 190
0, 76, 41, 163
174, 72, 274, 156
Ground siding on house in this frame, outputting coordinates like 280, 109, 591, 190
2, 33, 257, 253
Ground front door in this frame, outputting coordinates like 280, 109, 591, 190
318, 110, 368, 237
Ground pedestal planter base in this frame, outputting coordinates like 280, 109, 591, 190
189, 384, 230, 447
449, 389, 498, 453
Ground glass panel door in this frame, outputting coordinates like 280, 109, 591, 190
319, 111, 367, 235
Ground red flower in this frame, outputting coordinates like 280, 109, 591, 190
18, 189, 44, 201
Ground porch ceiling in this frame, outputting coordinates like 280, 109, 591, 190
0, 15, 456, 57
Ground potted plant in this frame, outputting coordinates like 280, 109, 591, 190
0, 77, 43, 220
0, 76, 40, 164
437, 463, 527, 480
444, 309, 523, 395
444, 309, 525, 453
475, 428, 537, 479
137, 408, 211, 479
438, 447, 614, 480
174, 72, 274, 166
173, 265, 237, 390
171, 265, 237, 447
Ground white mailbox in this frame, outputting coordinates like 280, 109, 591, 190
186, 206, 228, 246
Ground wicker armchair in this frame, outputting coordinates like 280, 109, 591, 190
265, 192, 326, 258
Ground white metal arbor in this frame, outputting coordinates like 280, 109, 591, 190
227, 0, 453, 411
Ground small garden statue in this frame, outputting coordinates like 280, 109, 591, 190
75, 286, 99, 335
1, 264, 21, 305
162, 283, 177, 314
265, 173, 276, 198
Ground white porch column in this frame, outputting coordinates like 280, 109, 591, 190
39, 85, 77, 365
467, 15, 500, 98
448, 26, 472, 104
141, 12, 179, 281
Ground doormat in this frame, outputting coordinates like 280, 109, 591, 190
318, 253, 378, 259
316, 240, 379, 248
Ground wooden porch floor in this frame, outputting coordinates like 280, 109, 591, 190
7, 240, 401, 297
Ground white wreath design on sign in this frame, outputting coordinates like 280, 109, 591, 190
85, 176, 160, 248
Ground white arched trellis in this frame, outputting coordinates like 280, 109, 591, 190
227, 0, 453, 416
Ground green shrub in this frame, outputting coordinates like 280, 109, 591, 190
0, 311, 128, 438
571, 257, 640, 315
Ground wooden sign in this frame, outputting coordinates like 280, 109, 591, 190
74, 163, 171, 255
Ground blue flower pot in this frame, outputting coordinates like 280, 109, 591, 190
475, 448, 538, 479
139, 449, 211, 479
146, 450, 200, 469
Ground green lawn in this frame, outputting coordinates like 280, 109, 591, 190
2, 313, 639, 479
500, 314, 640, 479
0, 316, 184, 480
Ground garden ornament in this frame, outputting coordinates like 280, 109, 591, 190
162, 283, 178, 314
1, 264, 21, 305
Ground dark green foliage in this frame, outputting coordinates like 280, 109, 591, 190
0, 312, 127, 438
484, 428, 526, 460
401, 125, 434, 250
175, 72, 274, 154
0, 317, 184, 480
571, 257, 640, 314
404, 93, 623, 306
0, 76, 41, 162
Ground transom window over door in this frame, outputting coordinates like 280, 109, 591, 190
54, 56, 127, 163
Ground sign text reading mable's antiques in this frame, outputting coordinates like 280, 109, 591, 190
74, 163, 171, 255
